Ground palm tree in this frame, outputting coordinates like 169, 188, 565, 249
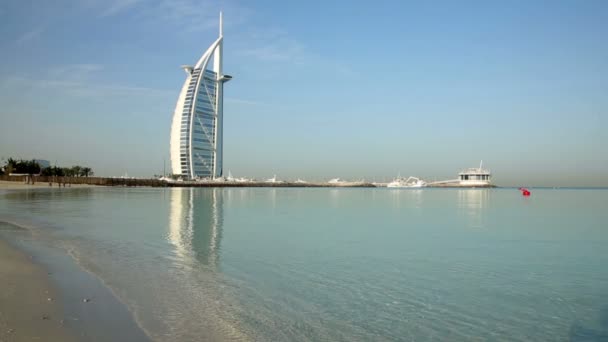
26, 160, 41, 175
82, 167, 92, 177
71, 166, 82, 178
14, 159, 39, 183
5, 158, 16, 174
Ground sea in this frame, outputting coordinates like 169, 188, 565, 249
1, 187, 607, 341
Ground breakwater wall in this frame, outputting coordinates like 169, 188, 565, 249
1, 176, 495, 188
1, 175, 374, 188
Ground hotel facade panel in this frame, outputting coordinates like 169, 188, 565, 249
170, 13, 231, 179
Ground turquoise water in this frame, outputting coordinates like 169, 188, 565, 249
1, 187, 608, 341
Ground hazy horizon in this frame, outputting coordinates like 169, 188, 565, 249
1, 0, 607, 187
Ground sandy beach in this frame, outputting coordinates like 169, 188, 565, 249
0, 238, 76, 342
0, 217, 151, 342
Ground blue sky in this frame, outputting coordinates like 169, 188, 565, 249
0, 0, 607, 186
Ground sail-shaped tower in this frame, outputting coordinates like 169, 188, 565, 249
170, 12, 232, 179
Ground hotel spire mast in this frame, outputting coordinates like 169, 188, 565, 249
213, 11, 224, 178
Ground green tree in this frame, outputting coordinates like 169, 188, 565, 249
8, 159, 41, 184
82, 167, 93, 177
3, 159, 93, 179
26, 160, 41, 175
5, 159, 40, 175
40, 166, 65, 177
63, 167, 74, 177
54, 166, 65, 177
5, 158, 16, 174
71, 166, 82, 177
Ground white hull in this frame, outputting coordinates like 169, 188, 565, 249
386, 183, 426, 188
327, 178, 365, 186
386, 176, 427, 188
458, 180, 492, 186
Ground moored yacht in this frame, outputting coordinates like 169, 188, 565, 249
386, 176, 427, 188
226, 170, 251, 183
327, 178, 366, 186
265, 175, 282, 183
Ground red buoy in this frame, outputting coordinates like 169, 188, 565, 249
519, 188, 531, 196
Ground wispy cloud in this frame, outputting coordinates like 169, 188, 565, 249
7, 76, 175, 99
78, 0, 144, 17
154, 0, 215, 23
324, 60, 358, 78
91, 0, 251, 33
100, 0, 143, 17
233, 27, 357, 78
149, 0, 252, 33
48, 64, 104, 81
2, 64, 174, 99
240, 40, 306, 63
16, 27, 45, 44
236, 28, 307, 63
225, 98, 267, 106
1, 63, 274, 107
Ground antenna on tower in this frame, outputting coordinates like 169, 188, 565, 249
219, 11, 223, 37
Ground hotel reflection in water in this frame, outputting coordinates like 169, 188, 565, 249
168, 188, 223, 267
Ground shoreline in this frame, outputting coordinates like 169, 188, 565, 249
0, 180, 99, 190
0, 222, 150, 342
0, 237, 76, 342
2, 179, 497, 189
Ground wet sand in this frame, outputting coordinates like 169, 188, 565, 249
0, 221, 150, 342
0, 238, 76, 342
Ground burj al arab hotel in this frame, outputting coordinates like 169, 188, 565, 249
170, 13, 232, 179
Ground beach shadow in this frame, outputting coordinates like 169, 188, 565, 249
570, 307, 608, 341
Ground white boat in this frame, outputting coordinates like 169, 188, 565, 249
265, 175, 281, 183
295, 179, 308, 184
226, 170, 252, 183
226, 170, 235, 182
327, 178, 366, 186
386, 176, 427, 188
458, 161, 491, 186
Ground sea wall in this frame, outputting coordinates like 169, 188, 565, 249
0, 176, 496, 188
0, 175, 166, 187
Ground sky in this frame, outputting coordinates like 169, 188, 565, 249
0, 0, 607, 186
